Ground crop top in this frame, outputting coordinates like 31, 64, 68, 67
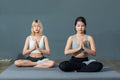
29, 35, 45, 53
72, 34, 91, 53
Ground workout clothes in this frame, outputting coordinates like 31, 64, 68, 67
29, 35, 45, 53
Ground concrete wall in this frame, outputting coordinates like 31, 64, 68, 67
0, 0, 120, 60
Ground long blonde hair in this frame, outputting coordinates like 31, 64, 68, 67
31, 19, 43, 36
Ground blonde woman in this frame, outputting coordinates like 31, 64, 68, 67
14, 19, 55, 68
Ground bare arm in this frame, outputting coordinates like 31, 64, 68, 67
83, 35, 96, 56
64, 36, 81, 55
37, 36, 50, 55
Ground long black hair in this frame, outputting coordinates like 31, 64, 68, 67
74, 16, 86, 34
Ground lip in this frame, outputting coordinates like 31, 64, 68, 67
35, 30, 39, 31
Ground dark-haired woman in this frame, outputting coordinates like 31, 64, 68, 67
59, 16, 103, 72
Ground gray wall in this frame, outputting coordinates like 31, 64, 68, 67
0, 0, 120, 60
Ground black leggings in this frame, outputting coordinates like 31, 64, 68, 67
59, 56, 103, 72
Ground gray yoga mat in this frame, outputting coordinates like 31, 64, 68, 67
0, 64, 120, 80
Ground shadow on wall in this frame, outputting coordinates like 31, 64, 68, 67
16, 53, 26, 59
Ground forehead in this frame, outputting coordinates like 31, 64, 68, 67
76, 21, 85, 25
33, 23, 40, 26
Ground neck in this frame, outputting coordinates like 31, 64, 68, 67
34, 33, 41, 37
76, 32, 84, 36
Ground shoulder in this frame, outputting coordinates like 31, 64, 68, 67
26, 35, 30, 40
42, 35, 48, 41
27, 35, 32, 39
86, 35, 94, 40
42, 35, 46, 38
24, 35, 31, 43
67, 34, 75, 41
25, 35, 32, 41
42, 35, 47, 39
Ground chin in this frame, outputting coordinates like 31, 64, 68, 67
35, 31, 39, 33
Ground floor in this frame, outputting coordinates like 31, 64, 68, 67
100, 60, 120, 72
0, 60, 13, 73
0, 60, 120, 73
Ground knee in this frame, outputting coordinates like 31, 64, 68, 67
49, 60, 55, 68
89, 62, 103, 72
59, 62, 64, 69
59, 61, 70, 72
59, 61, 65, 69
14, 60, 22, 67
96, 62, 103, 71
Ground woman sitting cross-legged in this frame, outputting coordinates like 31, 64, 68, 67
59, 16, 103, 72
14, 19, 55, 68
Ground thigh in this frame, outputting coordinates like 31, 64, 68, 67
14, 59, 36, 67
15, 59, 33, 64
59, 61, 75, 72
80, 61, 103, 72
88, 61, 103, 71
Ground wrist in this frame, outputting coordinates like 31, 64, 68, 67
38, 48, 42, 52
31, 47, 35, 51
79, 48, 84, 53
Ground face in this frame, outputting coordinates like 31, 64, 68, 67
75, 21, 85, 34
33, 23, 41, 33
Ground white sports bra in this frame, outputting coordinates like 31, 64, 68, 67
29, 35, 45, 53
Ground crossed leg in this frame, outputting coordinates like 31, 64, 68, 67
34, 60, 55, 68
14, 59, 37, 67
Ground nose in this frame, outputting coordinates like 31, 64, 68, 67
79, 26, 82, 29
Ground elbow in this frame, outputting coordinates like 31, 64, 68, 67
64, 50, 68, 55
92, 50, 96, 56
47, 50, 50, 55
22, 51, 26, 55
92, 53, 96, 56
22, 53, 25, 56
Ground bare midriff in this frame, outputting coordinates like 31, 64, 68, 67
73, 52, 88, 58
29, 53, 43, 58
